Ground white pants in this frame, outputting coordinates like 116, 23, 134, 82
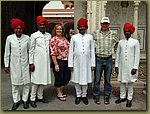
30, 83, 44, 101
12, 84, 29, 103
74, 83, 88, 97
120, 82, 134, 100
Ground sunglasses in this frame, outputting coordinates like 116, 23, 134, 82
79, 26, 86, 29
39, 23, 45, 26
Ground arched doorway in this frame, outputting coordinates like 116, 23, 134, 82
1, 1, 49, 66
42, 1, 74, 37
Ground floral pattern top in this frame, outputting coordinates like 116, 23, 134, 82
50, 36, 69, 60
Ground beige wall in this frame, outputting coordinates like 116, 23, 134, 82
86, 1, 146, 58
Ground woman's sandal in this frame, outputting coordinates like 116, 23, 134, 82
62, 93, 67, 97
56, 95, 66, 101
56, 93, 67, 97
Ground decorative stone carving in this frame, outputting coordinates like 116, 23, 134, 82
96, 1, 100, 29
138, 1, 146, 25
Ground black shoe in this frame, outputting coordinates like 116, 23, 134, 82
12, 101, 20, 110
82, 97, 88, 105
93, 96, 101, 105
126, 100, 132, 107
115, 98, 126, 104
104, 96, 110, 105
23, 101, 29, 109
30, 101, 37, 108
75, 97, 81, 105
36, 98, 49, 103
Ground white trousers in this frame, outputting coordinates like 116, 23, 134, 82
120, 82, 134, 100
74, 83, 88, 97
30, 83, 44, 101
12, 84, 29, 103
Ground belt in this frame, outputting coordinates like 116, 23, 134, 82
96, 55, 112, 60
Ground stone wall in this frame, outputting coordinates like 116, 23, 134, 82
106, 1, 146, 26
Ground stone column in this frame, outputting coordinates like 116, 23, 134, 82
87, 1, 92, 33
103, 1, 107, 17
90, 1, 97, 32
133, 1, 140, 39
95, 1, 107, 30
95, 1, 100, 30
121, 7, 128, 38
74, 1, 87, 34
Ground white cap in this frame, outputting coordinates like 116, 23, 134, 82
101, 17, 110, 23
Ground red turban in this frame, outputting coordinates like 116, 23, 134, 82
36, 16, 48, 27
77, 18, 88, 29
123, 22, 135, 34
11, 18, 25, 29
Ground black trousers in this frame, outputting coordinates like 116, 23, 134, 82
52, 59, 71, 87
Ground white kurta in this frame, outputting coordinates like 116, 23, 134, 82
4, 34, 30, 85
68, 33, 95, 85
29, 31, 51, 85
115, 37, 140, 82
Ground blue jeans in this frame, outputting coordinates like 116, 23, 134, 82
93, 57, 112, 98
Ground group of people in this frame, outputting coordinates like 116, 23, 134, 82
4, 15, 140, 110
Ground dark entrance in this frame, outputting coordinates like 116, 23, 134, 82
1, 1, 49, 66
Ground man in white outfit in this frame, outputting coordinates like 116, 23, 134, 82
115, 22, 140, 107
29, 16, 51, 108
68, 18, 95, 105
4, 18, 30, 110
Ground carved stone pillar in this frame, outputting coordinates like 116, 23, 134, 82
103, 1, 107, 17
95, 1, 107, 30
121, 7, 128, 38
87, 1, 92, 33
74, 1, 87, 34
95, 1, 100, 30
88, 1, 97, 33
133, 1, 140, 39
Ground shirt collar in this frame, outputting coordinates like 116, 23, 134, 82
99, 28, 110, 34
14, 34, 23, 40
78, 33, 86, 36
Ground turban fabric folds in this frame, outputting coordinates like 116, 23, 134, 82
123, 22, 135, 34
36, 16, 48, 27
11, 18, 25, 29
77, 18, 88, 29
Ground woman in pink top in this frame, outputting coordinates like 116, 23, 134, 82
50, 24, 70, 101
